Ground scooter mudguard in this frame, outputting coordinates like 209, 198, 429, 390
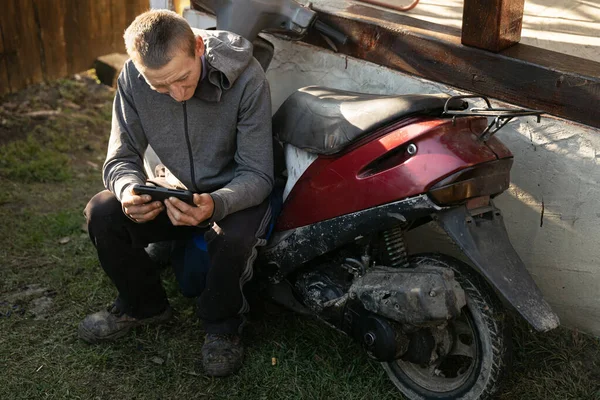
436, 204, 560, 332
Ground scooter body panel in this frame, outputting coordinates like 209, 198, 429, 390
276, 116, 505, 231
260, 194, 441, 279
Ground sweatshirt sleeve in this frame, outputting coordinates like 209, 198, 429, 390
102, 69, 148, 202
209, 79, 274, 221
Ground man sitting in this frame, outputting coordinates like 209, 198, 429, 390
79, 9, 274, 377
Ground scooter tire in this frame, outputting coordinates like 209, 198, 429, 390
382, 253, 511, 400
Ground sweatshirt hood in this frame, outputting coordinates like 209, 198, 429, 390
193, 29, 254, 102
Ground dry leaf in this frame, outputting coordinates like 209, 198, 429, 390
151, 356, 165, 365
58, 237, 71, 245
271, 357, 277, 366
62, 100, 81, 110
24, 110, 60, 118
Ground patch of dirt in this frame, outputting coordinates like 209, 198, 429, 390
0, 71, 114, 147
5, 283, 48, 302
29, 296, 54, 320
0, 70, 113, 213
1, 284, 57, 320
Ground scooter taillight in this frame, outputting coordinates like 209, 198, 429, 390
428, 158, 513, 206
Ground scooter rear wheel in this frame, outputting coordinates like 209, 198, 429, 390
382, 254, 511, 400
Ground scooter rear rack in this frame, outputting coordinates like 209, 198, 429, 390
443, 95, 544, 141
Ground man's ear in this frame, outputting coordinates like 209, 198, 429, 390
195, 36, 205, 57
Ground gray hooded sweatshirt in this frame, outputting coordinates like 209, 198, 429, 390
103, 30, 274, 222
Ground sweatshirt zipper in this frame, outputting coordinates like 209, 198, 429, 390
183, 101, 199, 192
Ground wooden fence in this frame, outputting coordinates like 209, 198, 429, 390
0, 0, 149, 96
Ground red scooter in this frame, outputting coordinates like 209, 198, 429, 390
186, 1, 560, 398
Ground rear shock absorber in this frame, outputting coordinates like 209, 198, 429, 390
382, 225, 409, 268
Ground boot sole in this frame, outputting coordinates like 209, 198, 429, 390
78, 307, 173, 344
203, 361, 243, 377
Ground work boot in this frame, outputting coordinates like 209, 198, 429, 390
78, 303, 172, 344
202, 334, 244, 377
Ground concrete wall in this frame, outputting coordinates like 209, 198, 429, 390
265, 37, 600, 336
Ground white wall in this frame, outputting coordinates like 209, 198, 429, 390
265, 37, 600, 336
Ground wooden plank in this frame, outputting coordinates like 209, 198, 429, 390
0, 15, 12, 95
126, 0, 146, 25
20, 0, 45, 87
74, 0, 93, 73
63, 0, 81, 75
35, 0, 68, 81
0, 0, 44, 92
114, 0, 148, 54
462, 0, 525, 52
64, 0, 106, 75
90, 1, 113, 59
18, 0, 45, 87
111, 0, 128, 52
109, 0, 148, 55
302, 3, 600, 128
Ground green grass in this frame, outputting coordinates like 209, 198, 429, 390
0, 74, 599, 400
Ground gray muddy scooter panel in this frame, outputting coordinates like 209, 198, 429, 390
437, 204, 560, 332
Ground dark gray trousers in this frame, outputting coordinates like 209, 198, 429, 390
84, 190, 271, 334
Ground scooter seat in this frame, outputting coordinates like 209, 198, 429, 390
273, 86, 467, 155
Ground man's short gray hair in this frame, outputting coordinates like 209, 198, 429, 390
124, 9, 196, 69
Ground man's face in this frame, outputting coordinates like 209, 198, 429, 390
139, 36, 204, 102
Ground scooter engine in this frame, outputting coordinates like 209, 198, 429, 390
292, 263, 408, 362
294, 270, 346, 313
292, 257, 466, 363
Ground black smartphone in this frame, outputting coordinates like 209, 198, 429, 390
132, 184, 194, 205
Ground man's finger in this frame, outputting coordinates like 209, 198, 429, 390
165, 199, 198, 226
131, 194, 152, 205
165, 204, 180, 226
122, 194, 151, 207
177, 211, 198, 226
166, 199, 190, 223
130, 206, 163, 222
167, 196, 192, 212
125, 201, 162, 216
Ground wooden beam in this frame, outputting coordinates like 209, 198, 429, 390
462, 0, 525, 52
302, 2, 600, 129
94, 53, 128, 87
0, 20, 11, 95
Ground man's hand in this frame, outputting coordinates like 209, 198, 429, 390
164, 193, 214, 226
121, 186, 164, 223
